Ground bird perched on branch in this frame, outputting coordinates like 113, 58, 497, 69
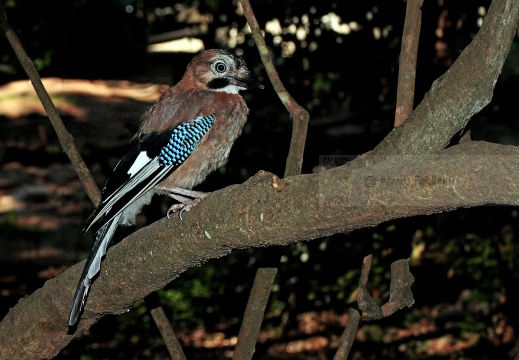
69, 49, 263, 326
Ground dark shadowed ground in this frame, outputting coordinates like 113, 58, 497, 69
1, 79, 519, 359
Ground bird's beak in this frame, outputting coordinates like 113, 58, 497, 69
230, 75, 264, 90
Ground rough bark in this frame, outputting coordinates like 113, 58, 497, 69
373, 0, 519, 155
1, 0, 519, 358
2, 141, 519, 358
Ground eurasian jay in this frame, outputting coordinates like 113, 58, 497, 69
68, 49, 263, 326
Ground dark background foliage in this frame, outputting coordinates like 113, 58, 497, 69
1, 0, 519, 358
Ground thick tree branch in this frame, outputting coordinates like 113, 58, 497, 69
373, 0, 519, 155
1, 0, 518, 358
1, 141, 519, 358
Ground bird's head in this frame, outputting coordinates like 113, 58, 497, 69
184, 49, 264, 94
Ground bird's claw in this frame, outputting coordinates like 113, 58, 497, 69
166, 200, 200, 221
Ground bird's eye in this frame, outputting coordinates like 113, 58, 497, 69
215, 62, 227, 73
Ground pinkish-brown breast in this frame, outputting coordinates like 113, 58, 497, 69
151, 90, 250, 190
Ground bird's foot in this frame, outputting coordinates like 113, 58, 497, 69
167, 200, 197, 220
166, 192, 209, 220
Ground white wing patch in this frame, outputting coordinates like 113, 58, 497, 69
127, 151, 152, 177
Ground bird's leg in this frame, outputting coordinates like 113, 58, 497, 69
163, 187, 208, 199
156, 185, 210, 220
167, 193, 192, 204
167, 190, 209, 220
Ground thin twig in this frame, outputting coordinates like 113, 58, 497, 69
232, 1, 310, 358
0, 3, 101, 205
334, 256, 415, 358
150, 306, 187, 360
239, 0, 309, 176
394, 0, 424, 127
233, 267, 277, 359
334, 255, 374, 358
357, 255, 382, 320
333, 308, 361, 360
0, 4, 184, 356
334, 4, 421, 343
380, 259, 415, 317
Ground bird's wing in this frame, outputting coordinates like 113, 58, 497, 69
83, 112, 217, 234
69, 113, 217, 326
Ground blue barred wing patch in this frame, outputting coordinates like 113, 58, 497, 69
159, 113, 216, 167
83, 112, 216, 234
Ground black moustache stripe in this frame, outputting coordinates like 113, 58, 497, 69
207, 78, 231, 89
